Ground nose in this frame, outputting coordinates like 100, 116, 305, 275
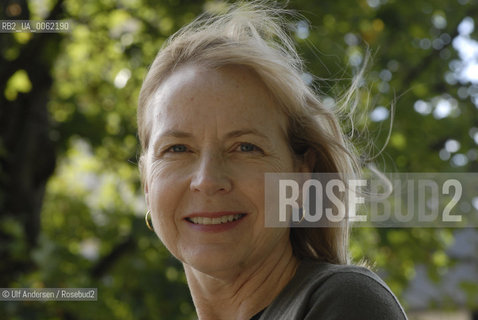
190, 154, 232, 195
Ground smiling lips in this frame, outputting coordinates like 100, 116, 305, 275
185, 212, 246, 227
187, 214, 244, 225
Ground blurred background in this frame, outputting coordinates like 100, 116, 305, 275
1, 0, 478, 319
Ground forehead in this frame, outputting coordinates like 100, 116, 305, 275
150, 64, 287, 132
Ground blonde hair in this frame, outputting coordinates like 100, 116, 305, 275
137, 1, 361, 265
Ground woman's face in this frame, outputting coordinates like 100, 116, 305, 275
144, 64, 301, 274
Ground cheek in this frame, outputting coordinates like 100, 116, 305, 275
147, 163, 188, 234
148, 179, 188, 260
233, 169, 266, 225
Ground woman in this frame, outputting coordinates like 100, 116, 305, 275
137, 2, 407, 319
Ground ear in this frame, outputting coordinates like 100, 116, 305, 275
298, 148, 316, 173
144, 181, 150, 208
139, 155, 149, 207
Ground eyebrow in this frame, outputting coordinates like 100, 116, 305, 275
151, 130, 191, 152
224, 129, 269, 140
156, 130, 193, 139
152, 128, 271, 150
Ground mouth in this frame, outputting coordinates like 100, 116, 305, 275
186, 214, 246, 225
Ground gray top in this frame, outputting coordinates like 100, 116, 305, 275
258, 259, 408, 320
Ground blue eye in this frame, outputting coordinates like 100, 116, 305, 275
168, 145, 187, 152
238, 143, 261, 152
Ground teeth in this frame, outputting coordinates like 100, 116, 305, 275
189, 214, 243, 225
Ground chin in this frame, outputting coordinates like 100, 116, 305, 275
182, 248, 247, 276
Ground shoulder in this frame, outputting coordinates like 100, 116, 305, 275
261, 260, 408, 320
305, 262, 408, 320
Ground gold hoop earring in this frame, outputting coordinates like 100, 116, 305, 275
145, 210, 154, 231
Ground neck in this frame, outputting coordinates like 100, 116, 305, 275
184, 244, 299, 320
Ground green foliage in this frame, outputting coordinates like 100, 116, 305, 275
2, 0, 478, 318
4, 69, 32, 100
